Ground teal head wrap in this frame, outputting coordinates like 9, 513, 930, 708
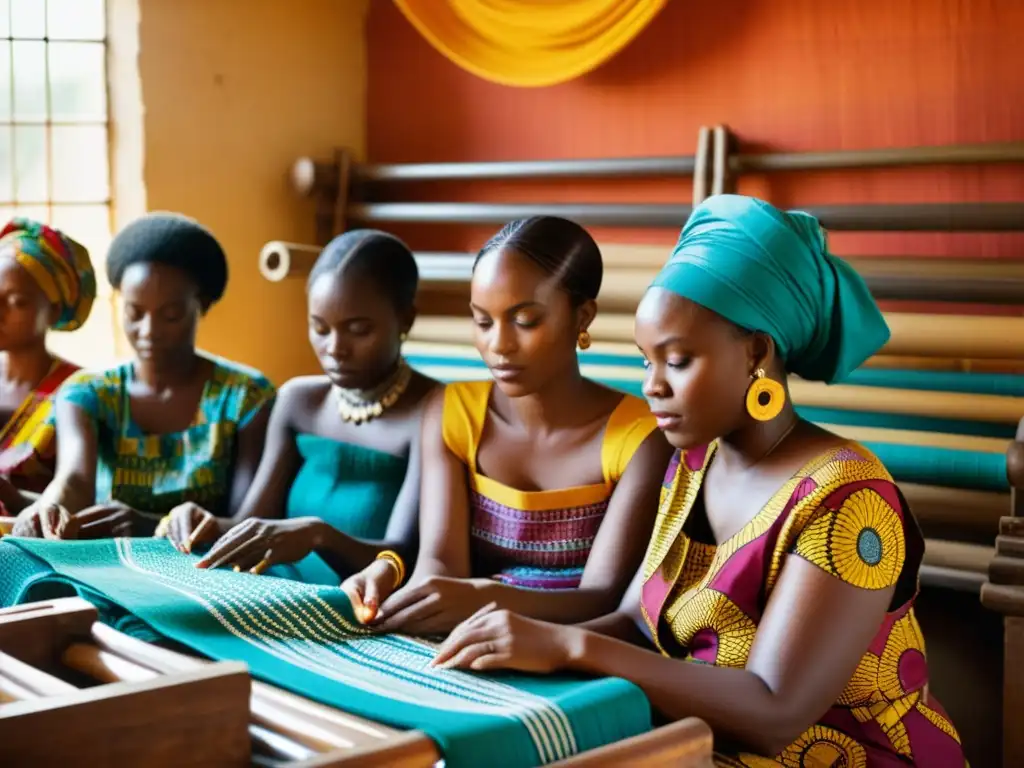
650, 195, 889, 383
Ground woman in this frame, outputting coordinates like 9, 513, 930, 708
343, 216, 674, 634
162, 230, 438, 584
12, 212, 275, 540
0, 218, 95, 516
429, 197, 966, 766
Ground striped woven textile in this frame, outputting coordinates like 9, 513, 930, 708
0, 538, 650, 767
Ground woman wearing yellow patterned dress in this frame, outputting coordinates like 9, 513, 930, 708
431, 196, 966, 766
12, 213, 274, 539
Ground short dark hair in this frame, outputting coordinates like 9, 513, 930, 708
308, 229, 419, 312
474, 216, 603, 304
106, 212, 229, 307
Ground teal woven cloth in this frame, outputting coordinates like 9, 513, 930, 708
0, 538, 650, 767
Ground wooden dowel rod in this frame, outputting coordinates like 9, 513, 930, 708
410, 313, 1024, 360
900, 483, 1007, 531
0, 670, 37, 702
64, 643, 318, 763
62, 643, 156, 684
789, 380, 1024, 425
924, 540, 993, 573
90, 623, 381, 751
0, 650, 77, 697
251, 724, 317, 762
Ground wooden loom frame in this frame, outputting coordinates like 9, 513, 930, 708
0, 598, 715, 767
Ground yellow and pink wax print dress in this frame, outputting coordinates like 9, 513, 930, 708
441, 381, 657, 589
642, 441, 966, 767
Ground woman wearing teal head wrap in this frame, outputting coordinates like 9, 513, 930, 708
430, 197, 966, 767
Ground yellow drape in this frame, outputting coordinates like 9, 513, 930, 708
393, 0, 667, 88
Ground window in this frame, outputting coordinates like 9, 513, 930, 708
0, 0, 114, 365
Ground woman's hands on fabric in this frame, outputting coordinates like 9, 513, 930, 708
340, 559, 402, 624
369, 576, 491, 635
10, 501, 135, 539
73, 502, 137, 538
430, 603, 582, 673
194, 516, 323, 573
11, 502, 77, 539
160, 502, 220, 554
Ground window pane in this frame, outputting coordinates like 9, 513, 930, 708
47, 0, 106, 41
0, 0, 9, 38
0, 127, 12, 203
13, 204, 49, 222
10, 0, 44, 38
12, 40, 46, 121
13, 124, 46, 202
49, 42, 106, 122
0, 42, 10, 122
52, 125, 108, 202
50, 204, 110, 262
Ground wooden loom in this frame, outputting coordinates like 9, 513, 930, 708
0, 598, 715, 767
271, 134, 1024, 765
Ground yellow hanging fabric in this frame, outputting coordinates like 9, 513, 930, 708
393, 0, 667, 88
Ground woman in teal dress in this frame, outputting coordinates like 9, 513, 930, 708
164, 230, 438, 585
12, 213, 275, 539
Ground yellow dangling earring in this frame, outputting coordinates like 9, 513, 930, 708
745, 368, 785, 421
577, 330, 592, 351
399, 332, 408, 343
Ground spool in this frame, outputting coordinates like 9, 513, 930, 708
258, 241, 321, 283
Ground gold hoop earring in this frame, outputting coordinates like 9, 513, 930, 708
745, 368, 785, 421
399, 332, 408, 343
577, 330, 592, 351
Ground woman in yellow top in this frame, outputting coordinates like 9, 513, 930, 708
344, 216, 673, 635
430, 197, 966, 767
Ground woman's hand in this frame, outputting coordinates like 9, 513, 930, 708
161, 502, 220, 554
11, 502, 78, 539
431, 604, 582, 674
340, 559, 402, 624
371, 576, 490, 636
73, 502, 136, 539
194, 517, 323, 573
9, 501, 134, 539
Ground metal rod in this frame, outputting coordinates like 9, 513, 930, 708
348, 202, 1024, 232
349, 202, 692, 227
297, 143, 1024, 195
352, 155, 698, 183
348, 143, 1024, 184
733, 142, 1024, 172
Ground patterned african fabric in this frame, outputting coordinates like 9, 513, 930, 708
0, 217, 96, 332
640, 442, 966, 767
56, 354, 275, 517
442, 381, 657, 590
0, 358, 79, 495
0, 538, 651, 768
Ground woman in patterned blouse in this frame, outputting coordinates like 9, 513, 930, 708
431, 196, 966, 767
13, 213, 274, 540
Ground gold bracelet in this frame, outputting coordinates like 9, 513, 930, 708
154, 513, 173, 538
375, 549, 406, 589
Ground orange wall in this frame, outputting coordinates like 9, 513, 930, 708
122, 0, 369, 384
367, 0, 1024, 271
